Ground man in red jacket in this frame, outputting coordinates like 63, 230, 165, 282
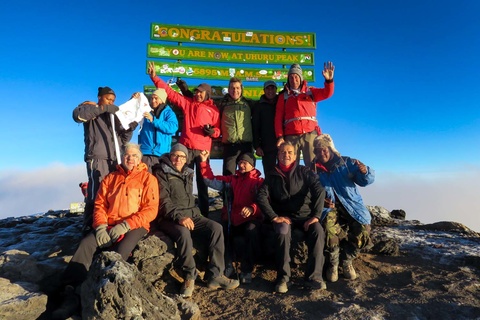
275, 62, 335, 167
148, 61, 220, 217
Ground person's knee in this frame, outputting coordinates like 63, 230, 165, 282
275, 223, 290, 236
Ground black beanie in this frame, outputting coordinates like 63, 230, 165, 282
98, 86, 116, 97
237, 152, 255, 167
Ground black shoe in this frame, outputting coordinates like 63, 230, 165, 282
51, 285, 80, 319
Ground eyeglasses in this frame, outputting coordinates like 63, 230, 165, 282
170, 154, 187, 161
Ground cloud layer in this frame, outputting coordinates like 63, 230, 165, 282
1, 163, 478, 233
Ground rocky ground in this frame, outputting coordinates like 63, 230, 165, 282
0, 196, 479, 319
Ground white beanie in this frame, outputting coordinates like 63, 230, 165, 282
288, 63, 303, 83
152, 88, 167, 103
314, 134, 340, 156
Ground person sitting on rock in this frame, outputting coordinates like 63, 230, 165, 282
257, 141, 327, 294
52, 143, 159, 319
153, 143, 239, 298
311, 133, 375, 282
199, 150, 264, 284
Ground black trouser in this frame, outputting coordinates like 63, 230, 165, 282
222, 220, 260, 273
61, 228, 147, 287
222, 142, 253, 176
158, 216, 225, 281
273, 219, 325, 283
260, 148, 278, 175
141, 155, 161, 173
84, 159, 117, 232
187, 149, 210, 216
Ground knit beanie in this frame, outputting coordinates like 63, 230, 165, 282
288, 64, 303, 83
237, 152, 256, 167
98, 86, 116, 97
152, 88, 167, 103
170, 143, 189, 162
314, 134, 340, 156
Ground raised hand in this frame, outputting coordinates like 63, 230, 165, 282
322, 61, 335, 81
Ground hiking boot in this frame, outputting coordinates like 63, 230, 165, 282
275, 280, 288, 294
51, 285, 80, 319
240, 272, 252, 284
180, 279, 195, 298
326, 265, 339, 282
207, 275, 240, 290
305, 279, 327, 290
342, 261, 358, 280
224, 264, 235, 278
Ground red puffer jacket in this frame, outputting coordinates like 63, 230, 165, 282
200, 162, 264, 226
274, 80, 334, 138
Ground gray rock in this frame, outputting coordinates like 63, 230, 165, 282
0, 278, 47, 319
81, 251, 180, 320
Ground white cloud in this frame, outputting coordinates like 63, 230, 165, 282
1, 163, 479, 233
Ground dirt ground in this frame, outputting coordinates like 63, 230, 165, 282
157, 210, 480, 320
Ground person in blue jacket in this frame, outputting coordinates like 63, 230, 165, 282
135, 89, 179, 172
311, 134, 374, 282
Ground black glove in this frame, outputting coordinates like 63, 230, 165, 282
128, 121, 138, 130
203, 125, 215, 137
104, 105, 119, 114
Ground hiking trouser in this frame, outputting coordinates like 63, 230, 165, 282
187, 149, 210, 217
158, 216, 225, 281
222, 220, 261, 273
61, 227, 147, 287
323, 206, 371, 264
273, 219, 325, 282
84, 159, 117, 233
284, 131, 318, 167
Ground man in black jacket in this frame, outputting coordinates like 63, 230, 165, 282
257, 141, 327, 293
73, 87, 136, 235
153, 143, 239, 298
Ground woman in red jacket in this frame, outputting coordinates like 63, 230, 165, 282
199, 150, 264, 284
148, 61, 220, 218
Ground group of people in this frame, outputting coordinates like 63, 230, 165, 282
52, 60, 375, 319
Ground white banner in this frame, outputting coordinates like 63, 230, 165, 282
116, 93, 152, 130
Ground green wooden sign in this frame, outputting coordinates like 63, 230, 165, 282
147, 60, 314, 82
147, 43, 314, 65
150, 23, 316, 49
144, 85, 270, 100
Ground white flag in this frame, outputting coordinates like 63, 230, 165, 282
116, 93, 152, 130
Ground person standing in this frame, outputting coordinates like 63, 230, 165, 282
257, 141, 327, 293
275, 62, 335, 167
73, 86, 136, 234
153, 143, 240, 298
252, 80, 279, 173
216, 77, 255, 176
311, 134, 374, 282
148, 61, 220, 217
199, 150, 264, 284
52, 143, 159, 319
134, 89, 178, 172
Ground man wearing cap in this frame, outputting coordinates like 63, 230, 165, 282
133, 89, 178, 172
253, 80, 279, 172
148, 61, 220, 217
199, 150, 264, 284
275, 62, 335, 167
73, 86, 137, 235
153, 143, 240, 298
311, 134, 374, 282
257, 141, 327, 294
216, 77, 255, 176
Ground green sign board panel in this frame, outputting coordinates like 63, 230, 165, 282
151, 23, 316, 49
147, 60, 314, 82
144, 85, 269, 100
147, 43, 314, 65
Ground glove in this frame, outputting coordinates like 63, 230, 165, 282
108, 221, 130, 242
203, 125, 215, 137
103, 105, 119, 114
128, 121, 138, 131
95, 224, 112, 248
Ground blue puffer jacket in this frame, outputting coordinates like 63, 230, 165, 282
138, 104, 178, 157
312, 154, 374, 225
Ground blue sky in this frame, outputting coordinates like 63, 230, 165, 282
0, 0, 479, 231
